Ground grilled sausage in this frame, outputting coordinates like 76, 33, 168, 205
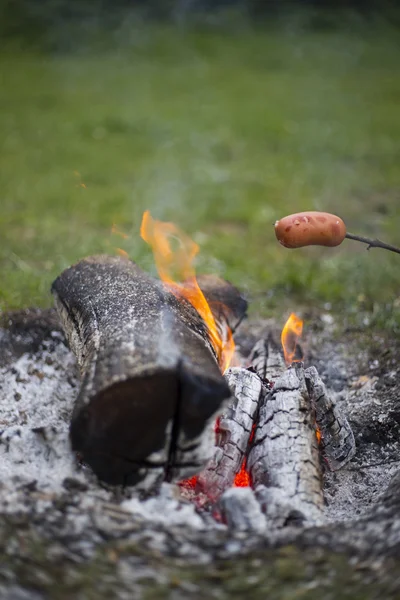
275, 212, 346, 248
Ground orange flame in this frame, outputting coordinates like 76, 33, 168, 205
140, 211, 234, 372
116, 248, 129, 258
111, 224, 129, 240
281, 313, 304, 365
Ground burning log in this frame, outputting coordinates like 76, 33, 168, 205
196, 274, 248, 335
195, 327, 355, 527
248, 362, 324, 527
247, 337, 285, 381
305, 366, 356, 470
196, 367, 263, 502
196, 337, 283, 502
196, 273, 247, 357
52, 255, 246, 487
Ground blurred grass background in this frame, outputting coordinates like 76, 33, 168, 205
0, 6, 399, 329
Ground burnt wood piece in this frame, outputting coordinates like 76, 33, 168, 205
195, 337, 283, 502
305, 366, 356, 470
248, 363, 324, 527
52, 255, 243, 487
196, 367, 263, 502
247, 337, 285, 382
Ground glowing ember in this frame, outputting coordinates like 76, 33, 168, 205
316, 425, 322, 444
234, 422, 255, 487
140, 210, 234, 372
234, 459, 251, 487
281, 312, 304, 365
178, 475, 198, 491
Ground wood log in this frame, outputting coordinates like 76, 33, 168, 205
247, 337, 285, 382
195, 338, 282, 502
305, 366, 356, 470
51, 255, 246, 487
248, 363, 324, 527
195, 367, 263, 502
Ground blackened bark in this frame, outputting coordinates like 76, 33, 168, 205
247, 337, 285, 382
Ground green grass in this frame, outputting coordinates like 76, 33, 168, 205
1, 22, 400, 326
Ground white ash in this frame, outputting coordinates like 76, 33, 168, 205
0, 336, 80, 491
219, 487, 267, 533
0, 337, 77, 428
1, 314, 400, 541
121, 483, 208, 530
323, 461, 400, 523
323, 371, 400, 522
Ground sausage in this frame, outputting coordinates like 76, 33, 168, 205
274, 212, 346, 248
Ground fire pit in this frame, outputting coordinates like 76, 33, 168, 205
1, 213, 400, 597
46, 212, 356, 527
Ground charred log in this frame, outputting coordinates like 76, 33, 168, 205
248, 363, 324, 527
196, 367, 263, 502
196, 338, 284, 502
51, 255, 247, 487
247, 337, 285, 382
305, 366, 356, 470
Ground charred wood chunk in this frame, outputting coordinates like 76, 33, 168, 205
52, 255, 233, 487
196, 367, 263, 502
247, 337, 285, 382
248, 363, 324, 527
305, 366, 356, 471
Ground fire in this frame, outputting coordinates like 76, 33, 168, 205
110, 223, 130, 258
234, 459, 251, 487
234, 422, 255, 487
281, 312, 304, 365
316, 425, 322, 444
281, 314, 321, 446
116, 248, 129, 258
140, 211, 234, 372
111, 223, 129, 239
